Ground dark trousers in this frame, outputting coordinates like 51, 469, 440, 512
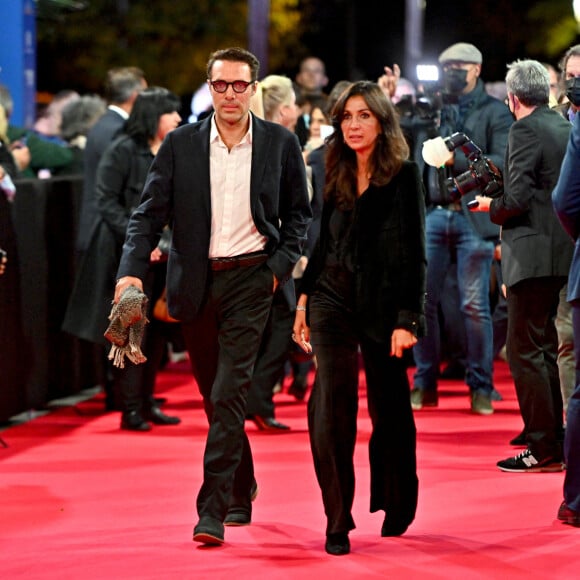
246, 285, 294, 417
308, 290, 418, 536
564, 302, 580, 511
506, 276, 566, 459
181, 263, 274, 523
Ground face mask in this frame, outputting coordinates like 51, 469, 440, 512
565, 77, 580, 107
442, 68, 468, 95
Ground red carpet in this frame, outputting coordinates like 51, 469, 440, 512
1, 360, 577, 579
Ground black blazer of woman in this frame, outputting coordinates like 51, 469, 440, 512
301, 159, 427, 343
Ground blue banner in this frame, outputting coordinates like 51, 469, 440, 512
0, 0, 37, 127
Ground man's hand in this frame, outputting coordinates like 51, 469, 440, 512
378, 64, 401, 99
473, 195, 492, 211
114, 276, 143, 303
391, 328, 417, 358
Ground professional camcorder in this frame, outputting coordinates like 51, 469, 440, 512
397, 64, 471, 121
422, 132, 503, 201
395, 65, 444, 121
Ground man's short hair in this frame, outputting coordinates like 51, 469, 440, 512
105, 67, 146, 105
559, 44, 580, 74
505, 59, 550, 107
206, 47, 260, 82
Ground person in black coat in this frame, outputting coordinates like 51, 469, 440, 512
62, 87, 182, 431
293, 81, 426, 555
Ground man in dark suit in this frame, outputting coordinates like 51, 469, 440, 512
476, 59, 573, 472
76, 66, 146, 256
114, 47, 311, 545
552, 102, 580, 527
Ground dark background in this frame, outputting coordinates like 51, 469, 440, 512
35, 0, 578, 98
295, 0, 575, 88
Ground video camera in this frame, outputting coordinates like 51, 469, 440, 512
422, 132, 504, 201
395, 65, 444, 121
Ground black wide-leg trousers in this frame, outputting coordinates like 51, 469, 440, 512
308, 289, 418, 536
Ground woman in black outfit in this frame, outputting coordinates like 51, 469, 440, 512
293, 81, 427, 555
63, 87, 182, 431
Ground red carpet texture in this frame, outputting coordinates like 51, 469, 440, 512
1, 360, 577, 579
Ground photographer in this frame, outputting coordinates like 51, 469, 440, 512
476, 60, 572, 472
410, 42, 513, 415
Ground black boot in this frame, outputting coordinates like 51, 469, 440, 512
120, 411, 152, 431
145, 405, 181, 425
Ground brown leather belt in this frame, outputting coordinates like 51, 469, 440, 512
209, 252, 268, 272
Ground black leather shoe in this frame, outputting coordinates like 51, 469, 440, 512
325, 532, 350, 555
558, 501, 580, 526
120, 411, 152, 432
248, 415, 290, 431
146, 406, 181, 425
381, 515, 410, 537
193, 517, 225, 545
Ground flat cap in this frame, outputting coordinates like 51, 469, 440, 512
438, 43, 482, 64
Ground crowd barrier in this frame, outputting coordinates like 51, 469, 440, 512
0, 176, 101, 422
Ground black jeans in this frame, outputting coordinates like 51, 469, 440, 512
308, 288, 418, 535
506, 276, 566, 459
181, 262, 274, 522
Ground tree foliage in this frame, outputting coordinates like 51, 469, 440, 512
37, 0, 308, 95
525, 0, 579, 59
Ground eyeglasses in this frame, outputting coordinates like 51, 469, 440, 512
209, 80, 253, 94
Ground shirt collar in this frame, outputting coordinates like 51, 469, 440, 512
108, 105, 129, 120
210, 112, 253, 145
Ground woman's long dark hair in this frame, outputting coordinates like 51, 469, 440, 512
125, 87, 181, 145
325, 80, 409, 209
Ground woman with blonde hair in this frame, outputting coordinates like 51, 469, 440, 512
260, 74, 299, 130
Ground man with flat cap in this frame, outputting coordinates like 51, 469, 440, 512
411, 42, 513, 415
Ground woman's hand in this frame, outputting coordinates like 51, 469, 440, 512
391, 328, 417, 358
292, 300, 312, 353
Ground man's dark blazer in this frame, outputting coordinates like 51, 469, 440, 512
117, 114, 312, 322
76, 108, 126, 253
553, 112, 580, 303
489, 105, 574, 287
